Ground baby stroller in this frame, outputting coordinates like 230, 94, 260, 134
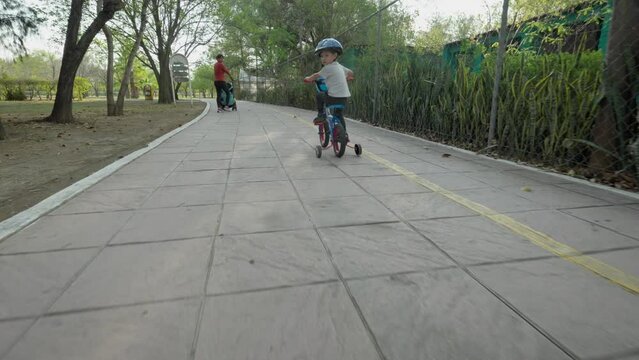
220, 82, 237, 111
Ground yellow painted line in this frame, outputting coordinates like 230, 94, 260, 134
367, 146, 639, 295
278, 108, 639, 295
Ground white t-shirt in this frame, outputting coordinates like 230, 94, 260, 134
318, 61, 352, 98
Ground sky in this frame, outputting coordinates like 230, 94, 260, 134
2, 0, 501, 60
401, 0, 500, 31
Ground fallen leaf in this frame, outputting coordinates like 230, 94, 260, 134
521, 186, 532, 192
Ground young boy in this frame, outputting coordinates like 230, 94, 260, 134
214, 54, 234, 112
303, 38, 354, 138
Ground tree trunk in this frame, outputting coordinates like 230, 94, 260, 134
98, 0, 116, 116
0, 119, 6, 140
157, 51, 173, 103
104, 25, 116, 115
46, 0, 124, 123
115, 0, 149, 115
47, 83, 54, 100
589, 0, 639, 171
141, 0, 188, 105
130, 72, 138, 98
49, 58, 80, 123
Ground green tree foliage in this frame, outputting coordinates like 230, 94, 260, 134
511, 0, 594, 21
0, 0, 43, 55
191, 64, 214, 97
76, 50, 107, 97
414, 0, 608, 55
212, 0, 412, 70
0, 0, 42, 139
73, 76, 92, 100
0, 51, 61, 100
517, 0, 608, 53
137, 0, 216, 104
475, 0, 603, 26
414, 15, 483, 53
44, 0, 124, 123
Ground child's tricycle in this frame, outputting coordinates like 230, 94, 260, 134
312, 79, 361, 158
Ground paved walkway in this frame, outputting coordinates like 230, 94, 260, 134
1, 101, 638, 360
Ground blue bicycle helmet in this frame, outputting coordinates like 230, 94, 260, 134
314, 38, 343, 56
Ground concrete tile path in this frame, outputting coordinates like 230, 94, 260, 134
1, 100, 638, 360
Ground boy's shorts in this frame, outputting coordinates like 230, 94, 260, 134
318, 93, 347, 109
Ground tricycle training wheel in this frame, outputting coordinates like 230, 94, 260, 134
315, 145, 322, 158
354, 144, 362, 156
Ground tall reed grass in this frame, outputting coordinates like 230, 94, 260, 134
260, 48, 605, 169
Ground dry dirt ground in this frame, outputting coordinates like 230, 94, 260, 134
0, 99, 207, 222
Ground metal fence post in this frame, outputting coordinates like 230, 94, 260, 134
488, 0, 510, 144
373, 0, 383, 124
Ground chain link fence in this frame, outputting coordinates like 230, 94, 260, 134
586, 0, 638, 189
237, 0, 638, 190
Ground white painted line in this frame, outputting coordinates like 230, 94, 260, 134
0, 101, 211, 242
